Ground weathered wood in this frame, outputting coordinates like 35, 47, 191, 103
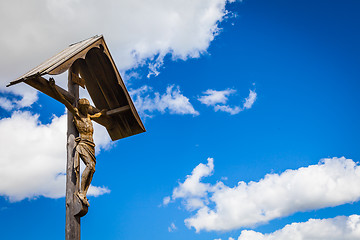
76, 59, 109, 110
81, 51, 126, 138
8, 36, 145, 141
84, 48, 136, 139
25, 76, 75, 104
71, 72, 85, 89
86, 48, 121, 109
25, 75, 112, 130
65, 67, 81, 240
74, 194, 88, 217
106, 105, 130, 116
7, 36, 147, 240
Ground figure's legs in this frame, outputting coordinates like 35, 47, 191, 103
81, 160, 95, 196
78, 153, 95, 206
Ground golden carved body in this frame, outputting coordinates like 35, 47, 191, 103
49, 78, 106, 207
74, 110, 94, 142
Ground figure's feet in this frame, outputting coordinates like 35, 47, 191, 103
77, 192, 90, 207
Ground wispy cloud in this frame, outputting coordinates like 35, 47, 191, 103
198, 88, 257, 115
0, 111, 111, 202
166, 157, 360, 232
163, 196, 171, 205
237, 215, 360, 240
168, 222, 177, 232
130, 85, 199, 118
243, 89, 257, 109
214, 105, 242, 115
198, 89, 236, 106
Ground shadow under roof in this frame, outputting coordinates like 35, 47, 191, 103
8, 35, 145, 141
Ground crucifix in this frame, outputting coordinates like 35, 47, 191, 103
7, 35, 145, 240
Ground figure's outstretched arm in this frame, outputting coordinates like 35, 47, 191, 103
90, 109, 107, 120
48, 78, 80, 119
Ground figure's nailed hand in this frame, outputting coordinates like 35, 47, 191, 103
49, 78, 55, 87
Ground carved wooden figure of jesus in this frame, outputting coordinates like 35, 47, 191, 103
49, 78, 106, 206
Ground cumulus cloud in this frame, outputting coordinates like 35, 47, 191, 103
0, 97, 15, 111
198, 89, 256, 115
236, 215, 360, 240
0, 0, 239, 106
93, 120, 114, 152
130, 85, 199, 117
0, 111, 111, 202
167, 157, 360, 232
168, 158, 214, 210
0, 87, 38, 111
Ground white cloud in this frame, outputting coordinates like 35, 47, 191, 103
236, 215, 360, 240
168, 157, 360, 232
171, 157, 214, 211
198, 89, 236, 106
243, 90, 257, 109
174, 158, 214, 198
0, 111, 111, 202
87, 185, 111, 197
130, 85, 199, 117
0, 0, 239, 107
93, 121, 114, 153
0, 97, 15, 111
198, 89, 256, 115
163, 196, 171, 205
0, 87, 38, 111
214, 105, 241, 115
168, 222, 177, 232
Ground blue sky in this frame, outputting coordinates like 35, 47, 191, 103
1, 0, 360, 239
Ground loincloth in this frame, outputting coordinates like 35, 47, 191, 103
74, 137, 96, 169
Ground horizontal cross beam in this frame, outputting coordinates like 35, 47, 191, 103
25, 76, 76, 104
22, 76, 130, 117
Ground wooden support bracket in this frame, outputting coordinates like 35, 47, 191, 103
106, 105, 130, 116
71, 72, 86, 89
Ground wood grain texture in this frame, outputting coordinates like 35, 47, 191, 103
65, 67, 81, 240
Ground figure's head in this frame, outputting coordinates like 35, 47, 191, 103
78, 98, 90, 114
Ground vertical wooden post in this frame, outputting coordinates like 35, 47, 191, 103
66, 67, 80, 240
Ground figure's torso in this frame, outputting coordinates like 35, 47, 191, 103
73, 113, 94, 142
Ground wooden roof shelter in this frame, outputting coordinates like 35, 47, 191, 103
8, 35, 145, 141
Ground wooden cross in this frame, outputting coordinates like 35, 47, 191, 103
7, 35, 145, 240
